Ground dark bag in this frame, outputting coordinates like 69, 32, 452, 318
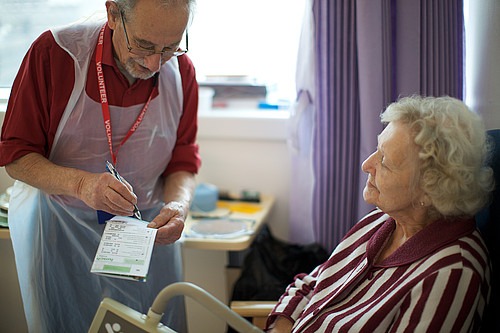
231, 225, 329, 302
227, 225, 328, 332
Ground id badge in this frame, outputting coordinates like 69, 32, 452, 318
97, 210, 115, 224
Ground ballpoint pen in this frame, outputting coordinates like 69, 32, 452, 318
105, 161, 142, 220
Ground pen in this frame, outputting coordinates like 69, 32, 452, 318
105, 161, 142, 220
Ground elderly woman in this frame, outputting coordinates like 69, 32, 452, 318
266, 96, 494, 332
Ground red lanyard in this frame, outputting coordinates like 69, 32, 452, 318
95, 24, 155, 165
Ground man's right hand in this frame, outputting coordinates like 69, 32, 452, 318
5, 153, 137, 216
76, 172, 137, 216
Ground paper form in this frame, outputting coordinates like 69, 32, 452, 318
91, 216, 157, 282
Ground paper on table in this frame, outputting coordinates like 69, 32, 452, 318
91, 216, 157, 282
185, 218, 255, 239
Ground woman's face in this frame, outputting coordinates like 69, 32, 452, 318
362, 121, 424, 218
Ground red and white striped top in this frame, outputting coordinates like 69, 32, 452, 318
267, 209, 491, 332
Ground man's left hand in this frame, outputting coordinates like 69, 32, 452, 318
148, 201, 187, 245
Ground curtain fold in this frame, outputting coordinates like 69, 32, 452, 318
465, 0, 500, 129
304, 0, 464, 252
312, 0, 360, 251
288, 0, 317, 244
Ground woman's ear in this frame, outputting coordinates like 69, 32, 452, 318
105, 1, 120, 30
419, 193, 432, 208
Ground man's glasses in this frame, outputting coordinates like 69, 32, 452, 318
120, 11, 188, 58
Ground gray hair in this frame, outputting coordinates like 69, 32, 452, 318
381, 95, 494, 218
114, 0, 196, 22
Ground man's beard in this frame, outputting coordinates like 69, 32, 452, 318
124, 57, 158, 80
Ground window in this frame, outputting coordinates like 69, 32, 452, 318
189, 0, 305, 105
0, 0, 305, 111
0, 0, 105, 87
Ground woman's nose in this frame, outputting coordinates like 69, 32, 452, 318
362, 152, 376, 173
143, 54, 162, 72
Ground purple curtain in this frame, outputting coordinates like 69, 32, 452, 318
310, 0, 464, 252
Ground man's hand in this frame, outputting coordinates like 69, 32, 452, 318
76, 172, 137, 217
148, 201, 187, 245
5, 153, 137, 217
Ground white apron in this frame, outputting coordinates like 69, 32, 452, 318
9, 17, 187, 333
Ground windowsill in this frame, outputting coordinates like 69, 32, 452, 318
198, 108, 289, 141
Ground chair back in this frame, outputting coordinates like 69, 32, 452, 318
476, 129, 500, 332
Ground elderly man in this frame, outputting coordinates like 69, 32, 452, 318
0, 0, 199, 331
